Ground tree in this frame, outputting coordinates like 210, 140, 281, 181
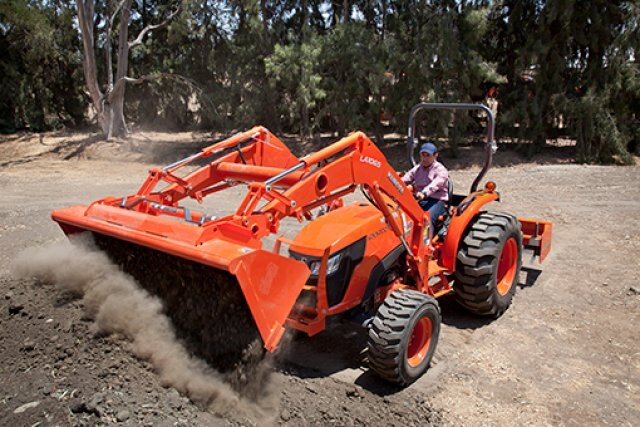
75, 0, 181, 138
265, 33, 325, 137
560, 0, 637, 163
0, 0, 85, 132
318, 22, 387, 139
490, 0, 638, 162
1, 0, 636, 164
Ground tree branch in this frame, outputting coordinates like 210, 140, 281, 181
128, 4, 182, 50
110, 0, 127, 23
105, 72, 204, 104
106, 74, 159, 103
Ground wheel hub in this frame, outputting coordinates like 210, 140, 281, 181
497, 237, 518, 296
407, 317, 433, 367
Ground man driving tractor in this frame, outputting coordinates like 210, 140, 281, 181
401, 142, 449, 231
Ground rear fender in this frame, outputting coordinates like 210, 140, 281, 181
440, 191, 500, 272
229, 250, 310, 351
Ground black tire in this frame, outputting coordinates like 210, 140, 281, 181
454, 212, 523, 317
367, 290, 441, 385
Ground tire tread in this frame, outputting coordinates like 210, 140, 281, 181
367, 290, 440, 384
453, 212, 522, 317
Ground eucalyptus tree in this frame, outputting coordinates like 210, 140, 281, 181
75, 0, 181, 138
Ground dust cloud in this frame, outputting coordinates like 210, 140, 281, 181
11, 234, 279, 423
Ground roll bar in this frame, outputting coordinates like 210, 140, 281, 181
407, 103, 497, 193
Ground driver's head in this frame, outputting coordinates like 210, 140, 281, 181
419, 142, 438, 167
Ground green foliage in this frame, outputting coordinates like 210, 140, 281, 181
266, 32, 325, 135
316, 22, 386, 136
1, 0, 638, 163
568, 93, 632, 164
487, 0, 639, 162
0, 0, 85, 132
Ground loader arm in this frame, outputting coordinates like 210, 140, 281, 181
236, 132, 433, 288
133, 126, 304, 206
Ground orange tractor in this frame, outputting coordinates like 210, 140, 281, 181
52, 103, 551, 385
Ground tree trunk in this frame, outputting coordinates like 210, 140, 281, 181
76, 0, 178, 139
260, 0, 269, 53
76, 0, 106, 133
109, 94, 128, 138
259, 0, 278, 130
381, 0, 387, 41
109, 0, 133, 138
301, 103, 309, 140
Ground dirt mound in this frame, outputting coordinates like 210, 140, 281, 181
91, 232, 270, 398
10, 236, 278, 423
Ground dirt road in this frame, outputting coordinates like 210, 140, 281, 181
1, 132, 638, 426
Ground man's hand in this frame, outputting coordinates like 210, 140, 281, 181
416, 192, 425, 201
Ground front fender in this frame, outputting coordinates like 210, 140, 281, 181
440, 191, 500, 272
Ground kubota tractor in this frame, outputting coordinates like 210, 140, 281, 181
52, 103, 552, 386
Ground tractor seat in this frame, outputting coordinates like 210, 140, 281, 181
445, 178, 454, 209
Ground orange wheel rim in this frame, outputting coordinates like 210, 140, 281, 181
407, 317, 432, 367
497, 238, 518, 296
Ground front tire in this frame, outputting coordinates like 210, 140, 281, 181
454, 212, 523, 317
367, 290, 441, 385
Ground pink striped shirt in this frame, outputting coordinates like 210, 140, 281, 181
401, 161, 449, 201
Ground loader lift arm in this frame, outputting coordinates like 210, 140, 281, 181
234, 131, 434, 289
88, 127, 431, 287
125, 126, 304, 208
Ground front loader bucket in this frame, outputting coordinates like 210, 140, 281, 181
229, 250, 311, 351
52, 205, 309, 375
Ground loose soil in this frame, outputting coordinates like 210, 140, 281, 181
0, 131, 638, 426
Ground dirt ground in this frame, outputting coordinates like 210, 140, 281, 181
0, 131, 638, 426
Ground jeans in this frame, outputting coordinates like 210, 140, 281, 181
419, 198, 446, 233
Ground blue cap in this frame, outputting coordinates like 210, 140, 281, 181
420, 142, 438, 155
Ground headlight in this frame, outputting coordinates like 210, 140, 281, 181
289, 237, 366, 307
309, 252, 342, 277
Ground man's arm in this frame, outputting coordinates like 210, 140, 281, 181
422, 164, 448, 197
401, 165, 418, 184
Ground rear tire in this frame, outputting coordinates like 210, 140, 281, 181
454, 212, 522, 317
367, 290, 441, 385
